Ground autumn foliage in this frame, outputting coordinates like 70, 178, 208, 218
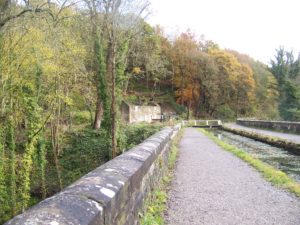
127, 30, 276, 119
0, 1, 285, 222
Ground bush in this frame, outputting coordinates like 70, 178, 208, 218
121, 123, 163, 151
72, 111, 92, 125
58, 123, 162, 188
59, 128, 110, 187
165, 95, 186, 115
215, 105, 236, 121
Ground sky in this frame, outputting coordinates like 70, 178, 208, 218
146, 0, 300, 64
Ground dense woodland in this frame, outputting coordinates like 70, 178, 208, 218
1, 0, 300, 223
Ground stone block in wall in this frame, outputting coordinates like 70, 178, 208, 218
5, 194, 104, 225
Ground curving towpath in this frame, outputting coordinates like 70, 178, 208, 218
165, 128, 300, 225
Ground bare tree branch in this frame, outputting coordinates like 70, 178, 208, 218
0, 0, 78, 29
0, 9, 33, 28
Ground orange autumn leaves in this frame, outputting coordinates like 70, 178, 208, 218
171, 32, 256, 117
172, 32, 200, 106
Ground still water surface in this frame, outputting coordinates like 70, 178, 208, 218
211, 129, 300, 183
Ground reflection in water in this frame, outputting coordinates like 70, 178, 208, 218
212, 129, 300, 183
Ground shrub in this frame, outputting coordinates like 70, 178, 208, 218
72, 111, 92, 125
121, 123, 163, 151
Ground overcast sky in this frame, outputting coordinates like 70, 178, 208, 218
147, 0, 300, 64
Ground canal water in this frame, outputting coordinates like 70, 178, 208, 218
211, 129, 300, 183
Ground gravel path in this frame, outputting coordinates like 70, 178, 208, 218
225, 123, 300, 144
165, 128, 300, 225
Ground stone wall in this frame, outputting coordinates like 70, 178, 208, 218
237, 119, 300, 134
128, 104, 161, 124
120, 102, 162, 124
5, 125, 181, 225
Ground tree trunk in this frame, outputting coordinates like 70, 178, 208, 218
90, 5, 104, 130
187, 100, 191, 120
51, 121, 63, 191
180, 66, 184, 105
196, 88, 206, 118
93, 97, 103, 129
171, 63, 175, 91
110, 42, 117, 158
92, 40, 107, 130
235, 90, 239, 119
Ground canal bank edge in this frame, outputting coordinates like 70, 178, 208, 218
5, 124, 182, 225
199, 128, 300, 198
237, 119, 300, 134
222, 125, 300, 155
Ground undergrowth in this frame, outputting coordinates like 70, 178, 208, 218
44, 123, 163, 196
140, 128, 183, 225
200, 128, 300, 197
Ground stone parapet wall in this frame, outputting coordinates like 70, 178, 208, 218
5, 124, 181, 225
237, 119, 300, 134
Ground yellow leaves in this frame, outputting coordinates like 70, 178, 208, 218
238, 65, 256, 103
266, 74, 279, 99
1, 27, 53, 81
132, 67, 142, 74
0, 10, 88, 117
59, 94, 74, 106
240, 65, 255, 89
209, 48, 241, 82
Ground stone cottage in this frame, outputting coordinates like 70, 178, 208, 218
121, 101, 162, 124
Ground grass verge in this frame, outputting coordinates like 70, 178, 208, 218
140, 129, 184, 225
199, 128, 300, 197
